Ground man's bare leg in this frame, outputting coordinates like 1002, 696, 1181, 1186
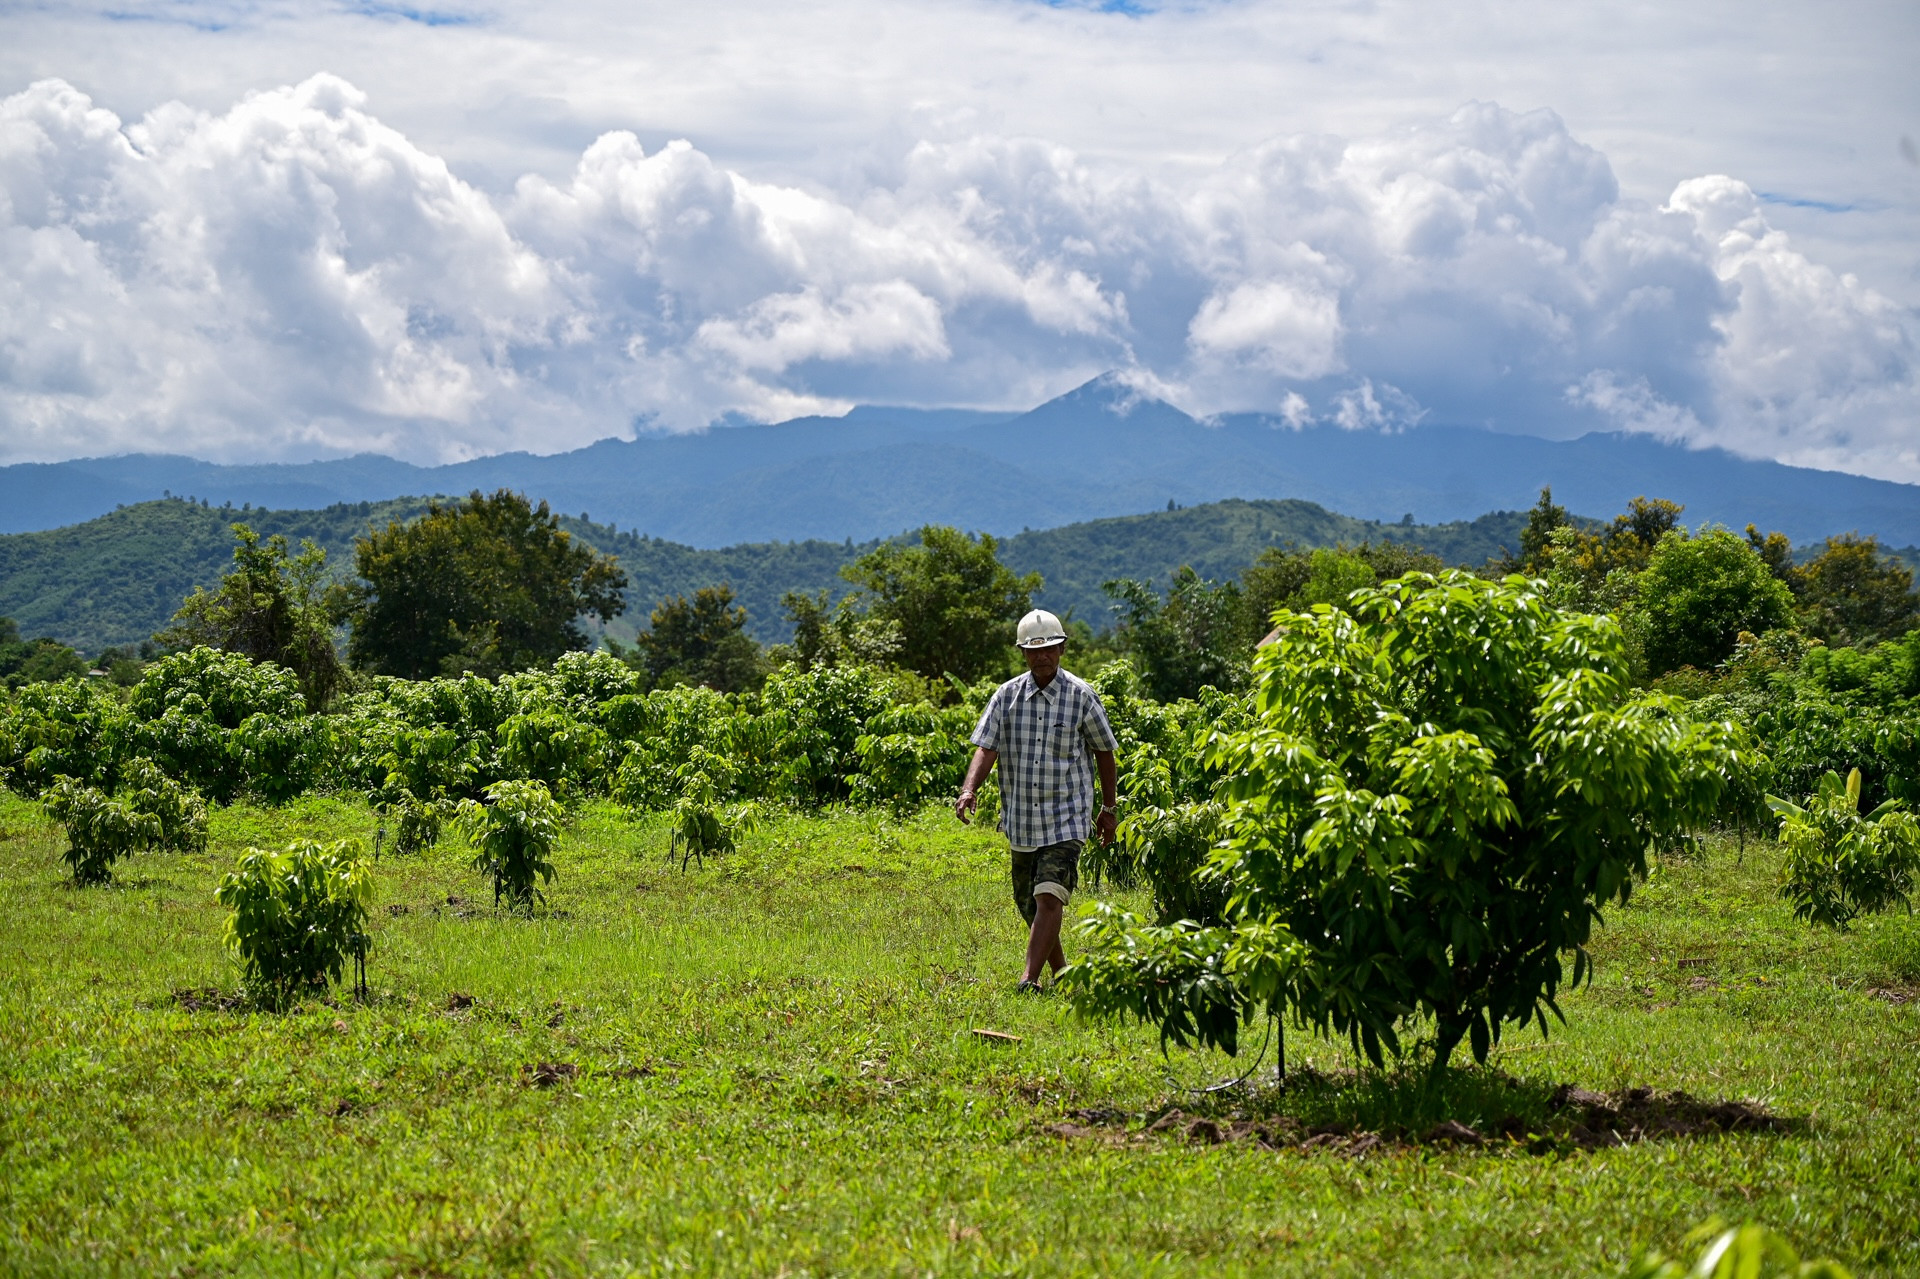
1023, 894, 1067, 984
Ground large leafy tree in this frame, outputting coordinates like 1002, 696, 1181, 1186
631, 585, 766, 692
839, 525, 1039, 682
345, 490, 628, 679
160, 524, 344, 710
1105, 568, 1247, 701
1796, 534, 1918, 648
1634, 527, 1796, 675
1065, 572, 1738, 1075
1514, 486, 1570, 573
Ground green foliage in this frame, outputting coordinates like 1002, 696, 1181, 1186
1236, 543, 1447, 647
1074, 573, 1740, 1076
1625, 1219, 1852, 1279
1515, 486, 1569, 574
849, 703, 971, 816
1770, 768, 1920, 930
756, 664, 894, 805
1634, 527, 1797, 675
159, 524, 346, 711
1540, 496, 1685, 614
0, 616, 88, 689
664, 746, 760, 869
0, 678, 132, 797
1064, 907, 1278, 1054
1084, 667, 1248, 924
42, 756, 208, 885
346, 489, 628, 678
629, 585, 765, 692
497, 709, 610, 798
998, 498, 1530, 633
839, 525, 1039, 682
1, 495, 1536, 657
1103, 568, 1246, 701
129, 647, 319, 803
214, 840, 372, 1008
42, 778, 153, 885
0, 496, 434, 655
458, 779, 562, 910
775, 588, 906, 670
1795, 533, 1919, 647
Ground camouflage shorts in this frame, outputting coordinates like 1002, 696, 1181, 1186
1010, 840, 1081, 927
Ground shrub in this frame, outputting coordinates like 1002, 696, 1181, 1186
45, 780, 155, 885
214, 840, 372, 1007
848, 702, 970, 816
497, 709, 610, 797
0, 679, 131, 797
1771, 768, 1920, 930
664, 746, 758, 870
130, 647, 311, 802
43, 759, 207, 884
373, 725, 482, 855
1067, 572, 1740, 1076
458, 779, 562, 910
758, 665, 891, 805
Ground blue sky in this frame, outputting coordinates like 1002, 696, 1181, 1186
0, 0, 1915, 481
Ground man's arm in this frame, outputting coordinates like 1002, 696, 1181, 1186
955, 747, 997, 824
1094, 749, 1118, 845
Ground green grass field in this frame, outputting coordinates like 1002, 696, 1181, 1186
2, 792, 1917, 1276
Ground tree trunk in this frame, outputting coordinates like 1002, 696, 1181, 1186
1429, 1014, 1469, 1084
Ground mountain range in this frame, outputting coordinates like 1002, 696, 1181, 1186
4, 375, 1916, 547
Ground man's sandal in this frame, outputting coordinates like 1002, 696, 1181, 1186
1016, 979, 1045, 995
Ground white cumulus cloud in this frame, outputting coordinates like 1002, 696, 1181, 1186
0, 77, 1915, 482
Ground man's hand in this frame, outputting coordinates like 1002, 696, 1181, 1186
956, 747, 996, 825
1096, 804, 1118, 846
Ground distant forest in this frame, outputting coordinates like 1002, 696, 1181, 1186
0, 492, 1581, 653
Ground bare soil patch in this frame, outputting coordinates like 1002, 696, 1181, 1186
1043, 1080, 1795, 1157
172, 987, 246, 1012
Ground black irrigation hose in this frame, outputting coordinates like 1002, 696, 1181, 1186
1162, 1013, 1281, 1097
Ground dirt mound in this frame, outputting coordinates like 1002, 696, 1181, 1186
172, 987, 245, 1012
1041, 1082, 1793, 1157
1549, 1083, 1787, 1145
521, 1061, 579, 1088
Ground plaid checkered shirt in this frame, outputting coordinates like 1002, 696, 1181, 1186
969, 669, 1119, 847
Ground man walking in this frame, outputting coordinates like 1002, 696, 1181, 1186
955, 609, 1119, 991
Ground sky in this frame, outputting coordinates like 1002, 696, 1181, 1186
0, 0, 1916, 481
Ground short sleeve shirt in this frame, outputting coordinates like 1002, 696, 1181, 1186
970, 669, 1119, 846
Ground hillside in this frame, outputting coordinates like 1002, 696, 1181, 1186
0, 496, 1529, 654
4, 376, 1915, 547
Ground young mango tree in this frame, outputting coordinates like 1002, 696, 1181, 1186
458, 779, 562, 910
215, 840, 372, 1008
1065, 572, 1741, 1077
1771, 767, 1920, 929
375, 725, 482, 856
43, 759, 208, 884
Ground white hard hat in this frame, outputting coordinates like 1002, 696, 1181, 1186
1015, 609, 1067, 649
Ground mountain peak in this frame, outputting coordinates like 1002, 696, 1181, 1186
1029, 370, 1194, 424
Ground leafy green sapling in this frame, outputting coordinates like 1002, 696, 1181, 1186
43, 759, 207, 884
215, 840, 372, 1008
1770, 767, 1920, 930
458, 779, 562, 909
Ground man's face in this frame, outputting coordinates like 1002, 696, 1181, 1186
1022, 641, 1064, 683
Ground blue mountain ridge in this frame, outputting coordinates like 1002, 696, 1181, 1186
4, 375, 1914, 547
